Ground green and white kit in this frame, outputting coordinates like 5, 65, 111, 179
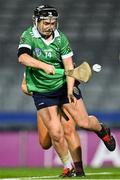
18, 26, 73, 93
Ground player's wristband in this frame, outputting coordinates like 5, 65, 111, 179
55, 69, 64, 75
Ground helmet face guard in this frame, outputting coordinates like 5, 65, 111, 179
33, 5, 59, 38
33, 5, 59, 37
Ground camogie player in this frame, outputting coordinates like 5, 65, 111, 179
21, 76, 85, 177
18, 5, 116, 177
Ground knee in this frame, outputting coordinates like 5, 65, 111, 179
39, 140, 52, 150
39, 135, 52, 150
64, 124, 74, 138
51, 128, 63, 143
79, 117, 90, 129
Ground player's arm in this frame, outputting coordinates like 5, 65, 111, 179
18, 53, 55, 75
59, 32, 76, 103
18, 46, 55, 74
63, 57, 76, 103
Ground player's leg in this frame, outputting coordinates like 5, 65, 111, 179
21, 76, 52, 149
61, 108, 85, 176
63, 98, 116, 151
37, 106, 76, 176
37, 111, 52, 149
21, 75, 32, 96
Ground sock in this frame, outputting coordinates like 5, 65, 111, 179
60, 153, 73, 169
96, 124, 107, 138
74, 161, 84, 174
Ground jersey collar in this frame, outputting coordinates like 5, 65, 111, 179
32, 26, 60, 39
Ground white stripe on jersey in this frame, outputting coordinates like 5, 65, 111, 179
18, 44, 31, 49
61, 52, 73, 59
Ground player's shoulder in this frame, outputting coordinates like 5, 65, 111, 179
58, 31, 70, 46
57, 29, 66, 37
56, 30, 68, 42
21, 26, 32, 37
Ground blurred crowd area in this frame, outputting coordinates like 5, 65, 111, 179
0, 0, 120, 130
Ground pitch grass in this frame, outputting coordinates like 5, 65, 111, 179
0, 167, 120, 179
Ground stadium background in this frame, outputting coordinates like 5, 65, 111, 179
0, 0, 120, 168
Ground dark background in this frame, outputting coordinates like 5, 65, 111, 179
0, 0, 120, 130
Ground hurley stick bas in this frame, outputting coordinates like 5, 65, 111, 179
55, 61, 92, 83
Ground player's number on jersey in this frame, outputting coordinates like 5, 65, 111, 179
45, 51, 52, 58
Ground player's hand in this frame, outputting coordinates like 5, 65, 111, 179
43, 64, 55, 75
68, 94, 77, 104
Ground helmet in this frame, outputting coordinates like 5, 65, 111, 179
33, 5, 59, 21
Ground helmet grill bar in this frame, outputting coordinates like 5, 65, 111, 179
34, 5, 59, 20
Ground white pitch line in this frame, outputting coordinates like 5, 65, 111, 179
87, 172, 113, 175
1, 172, 113, 180
32, 172, 113, 179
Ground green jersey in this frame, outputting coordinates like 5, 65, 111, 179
18, 26, 73, 93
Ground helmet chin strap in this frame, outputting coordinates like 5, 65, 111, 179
35, 18, 38, 27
